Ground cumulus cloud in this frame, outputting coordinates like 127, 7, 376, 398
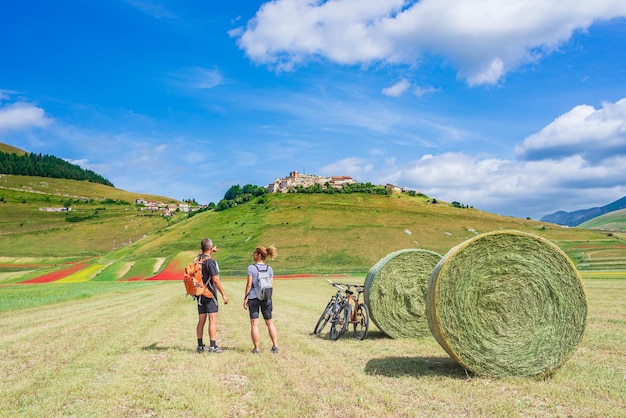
320, 97, 626, 218
516, 98, 626, 162
397, 153, 624, 196
382, 79, 411, 97
387, 152, 626, 218
0, 102, 52, 131
233, 0, 626, 85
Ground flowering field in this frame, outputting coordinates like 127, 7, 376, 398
20, 261, 91, 284
56, 264, 105, 283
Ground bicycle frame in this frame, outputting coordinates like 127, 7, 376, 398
317, 280, 369, 341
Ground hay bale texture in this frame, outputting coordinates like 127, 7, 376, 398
365, 249, 442, 338
427, 230, 588, 377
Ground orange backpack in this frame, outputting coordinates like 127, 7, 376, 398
183, 256, 214, 298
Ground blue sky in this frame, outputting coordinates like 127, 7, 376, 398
1, 1, 626, 220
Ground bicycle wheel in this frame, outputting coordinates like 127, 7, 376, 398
329, 302, 351, 341
313, 298, 334, 335
353, 303, 370, 340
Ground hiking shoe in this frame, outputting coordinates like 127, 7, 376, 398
271, 346, 279, 354
251, 349, 260, 354
208, 346, 224, 354
196, 345, 206, 353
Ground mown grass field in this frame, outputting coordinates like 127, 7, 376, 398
0, 275, 624, 417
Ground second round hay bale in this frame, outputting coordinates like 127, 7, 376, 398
365, 249, 442, 338
427, 230, 588, 377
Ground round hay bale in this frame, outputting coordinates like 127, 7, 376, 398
427, 230, 588, 377
365, 249, 442, 338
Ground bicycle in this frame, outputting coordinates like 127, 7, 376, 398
313, 280, 370, 340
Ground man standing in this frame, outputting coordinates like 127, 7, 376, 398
196, 238, 229, 353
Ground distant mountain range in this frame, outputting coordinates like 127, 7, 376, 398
540, 196, 626, 227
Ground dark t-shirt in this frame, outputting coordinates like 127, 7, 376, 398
199, 254, 219, 295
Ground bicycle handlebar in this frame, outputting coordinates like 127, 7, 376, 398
327, 279, 364, 293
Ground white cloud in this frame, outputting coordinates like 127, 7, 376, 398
413, 85, 438, 97
387, 152, 626, 218
0, 103, 52, 131
171, 67, 223, 90
319, 157, 374, 178
382, 79, 411, 97
327, 97, 626, 218
64, 158, 91, 170
516, 98, 626, 162
235, 0, 626, 85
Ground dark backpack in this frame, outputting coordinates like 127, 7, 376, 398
254, 264, 272, 301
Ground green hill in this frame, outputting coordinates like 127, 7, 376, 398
2, 175, 626, 283
0, 174, 184, 258
0, 143, 27, 155
95, 192, 625, 277
579, 208, 626, 231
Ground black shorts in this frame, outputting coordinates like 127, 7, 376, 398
248, 289, 273, 320
197, 295, 218, 315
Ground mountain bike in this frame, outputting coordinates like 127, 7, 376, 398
313, 280, 370, 341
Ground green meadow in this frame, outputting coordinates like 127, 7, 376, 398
1, 173, 626, 416
0, 276, 624, 417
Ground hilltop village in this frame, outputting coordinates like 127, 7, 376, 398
267, 171, 413, 194
267, 171, 356, 192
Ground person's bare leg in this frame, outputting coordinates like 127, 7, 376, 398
251, 318, 260, 350
265, 318, 278, 348
208, 312, 218, 341
196, 313, 207, 339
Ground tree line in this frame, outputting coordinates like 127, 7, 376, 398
0, 151, 114, 187
289, 182, 391, 195
212, 182, 393, 212
216, 184, 267, 211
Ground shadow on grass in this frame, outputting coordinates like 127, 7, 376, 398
365, 356, 468, 379
143, 342, 176, 351
141, 342, 199, 353
362, 330, 392, 340
141, 342, 253, 354
310, 329, 391, 340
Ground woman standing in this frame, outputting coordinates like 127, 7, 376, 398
243, 245, 279, 354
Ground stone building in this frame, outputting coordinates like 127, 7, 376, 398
267, 171, 356, 193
